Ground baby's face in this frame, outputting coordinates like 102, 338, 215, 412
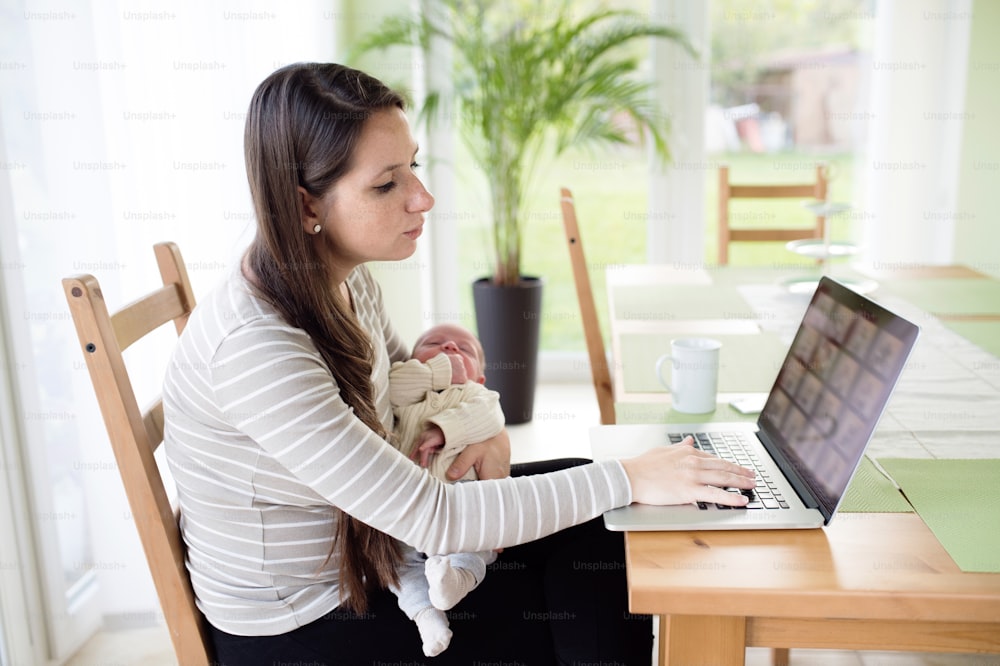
412, 324, 485, 384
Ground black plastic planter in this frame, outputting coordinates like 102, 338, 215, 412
472, 276, 543, 424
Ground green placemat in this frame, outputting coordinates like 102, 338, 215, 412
941, 321, 1000, 358
880, 279, 1000, 316
878, 458, 1000, 573
839, 456, 914, 513
620, 331, 787, 394
612, 285, 754, 321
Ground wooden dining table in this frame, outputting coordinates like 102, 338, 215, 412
594, 263, 1000, 665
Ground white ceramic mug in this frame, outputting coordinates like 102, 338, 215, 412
655, 337, 722, 414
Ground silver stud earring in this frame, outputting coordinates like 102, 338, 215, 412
312, 224, 322, 234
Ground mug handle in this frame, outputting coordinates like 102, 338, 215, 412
655, 354, 673, 391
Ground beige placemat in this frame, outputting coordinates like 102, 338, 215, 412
619, 331, 787, 394
615, 401, 759, 425
612, 285, 755, 321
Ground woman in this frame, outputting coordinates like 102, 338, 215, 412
163, 62, 754, 665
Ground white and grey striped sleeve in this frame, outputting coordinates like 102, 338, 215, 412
209, 320, 632, 555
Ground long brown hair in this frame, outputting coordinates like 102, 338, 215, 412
242, 63, 404, 613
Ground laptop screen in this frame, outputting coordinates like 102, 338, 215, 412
758, 277, 919, 518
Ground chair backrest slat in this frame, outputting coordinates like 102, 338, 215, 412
718, 163, 828, 265
560, 187, 616, 426
728, 183, 818, 198
112, 284, 186, 350
63, 242, 212, 665
143, 399, 165, 452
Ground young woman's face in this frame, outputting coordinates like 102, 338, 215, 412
304, 107, 434, 280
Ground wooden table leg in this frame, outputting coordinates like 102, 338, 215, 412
659, 614, 746, 666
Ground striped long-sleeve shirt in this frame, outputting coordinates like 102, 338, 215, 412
162, 264, 632, 636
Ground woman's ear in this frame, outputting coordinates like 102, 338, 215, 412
298, 186, 323, 235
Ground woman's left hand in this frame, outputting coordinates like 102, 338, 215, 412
445, 429, 511, 481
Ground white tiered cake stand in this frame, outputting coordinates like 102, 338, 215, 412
781, 200, 878, 295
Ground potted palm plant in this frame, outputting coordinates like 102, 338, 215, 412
355, 0, 691, 422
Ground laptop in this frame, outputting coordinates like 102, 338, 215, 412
596, 276, 919, 531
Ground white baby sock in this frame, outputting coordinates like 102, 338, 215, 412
425, 554, 481, 611
413, 607, 452, 657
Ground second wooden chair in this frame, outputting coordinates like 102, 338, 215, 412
717, 163, 829, 265
560, 187, 616, 425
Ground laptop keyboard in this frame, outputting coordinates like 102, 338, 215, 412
669, 433, 790, 511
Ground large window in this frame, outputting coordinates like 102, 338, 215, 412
705, 0, 874, 266
0, 1, 338, 660
448, 0, 874, 356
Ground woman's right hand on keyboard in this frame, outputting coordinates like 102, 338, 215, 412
620, 435, 756, 507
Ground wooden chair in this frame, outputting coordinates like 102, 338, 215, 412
562, 191, 793, 666
63, 242, 212, 665
560, 187, 615, 425
717, 163, 829, 265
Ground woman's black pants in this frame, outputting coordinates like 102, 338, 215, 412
210, 458, 653, 665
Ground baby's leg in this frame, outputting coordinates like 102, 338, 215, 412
425, 549, 498, 611
391, 547, 453, 656
412, 608, 452, 657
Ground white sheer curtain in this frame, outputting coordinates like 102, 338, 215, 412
860, 0, 972, 268
0, 1, 341, 660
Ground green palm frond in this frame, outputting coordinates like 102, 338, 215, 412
352, 0, 696, 285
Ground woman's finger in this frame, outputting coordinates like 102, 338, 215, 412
698, 484, 751, 507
